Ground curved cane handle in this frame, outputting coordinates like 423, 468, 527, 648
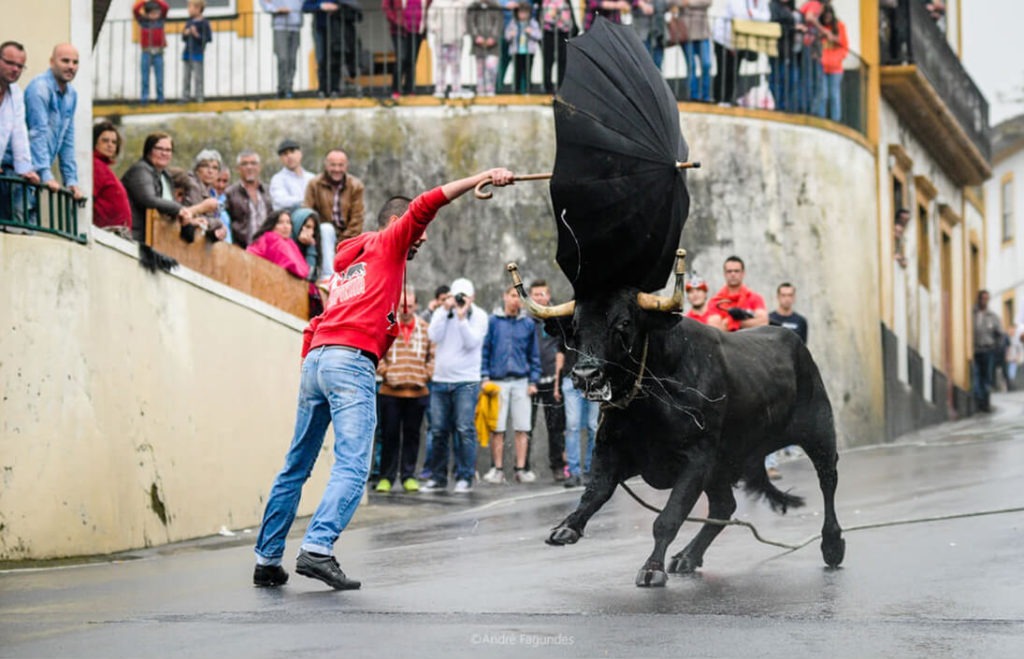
474, 172, 553, 199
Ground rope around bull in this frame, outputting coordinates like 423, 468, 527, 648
617, 481, 1024, 553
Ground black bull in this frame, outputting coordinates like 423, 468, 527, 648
545, 288, 846, 586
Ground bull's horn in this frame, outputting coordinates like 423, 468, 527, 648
636, 249, 687, 312
506, 263, 575, 318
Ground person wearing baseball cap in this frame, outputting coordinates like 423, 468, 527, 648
684, 273, 725, 329
268, 138, 314, 211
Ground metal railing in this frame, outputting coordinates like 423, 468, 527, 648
879, 0, 989, 160
0, 176, 88, 244
93, 9, 868, 135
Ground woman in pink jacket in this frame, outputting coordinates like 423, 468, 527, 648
817, 4, 848, 122
247, 208, 316, 280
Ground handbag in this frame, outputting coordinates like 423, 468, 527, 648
665, 9, 689, 47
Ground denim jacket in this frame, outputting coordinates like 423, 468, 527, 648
23, 71, 77, 186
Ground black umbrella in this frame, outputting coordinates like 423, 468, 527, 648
550, 16, 691, 296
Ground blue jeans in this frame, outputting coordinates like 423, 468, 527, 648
682, 39, 711, 101
769, 57, 800, 111
972, 349, 998, 410
823, 72, 842, 121
141, 50, 165, 103
563, 377, 600, 477
802, 55, 824, 116
426, 381, 480, 484
254, 346, 377, 564
643, 34, 665, 71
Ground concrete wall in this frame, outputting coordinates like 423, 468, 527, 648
0, 231, 335, 560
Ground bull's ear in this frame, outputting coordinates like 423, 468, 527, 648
640, 310, 682, 333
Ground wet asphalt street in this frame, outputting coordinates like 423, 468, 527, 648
3, 394, 1024, 658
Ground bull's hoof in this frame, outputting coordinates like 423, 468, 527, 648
668, 552, 702, 574
635, 566, 668, 588
822, 537, 846, 568
546, 526, 581, 546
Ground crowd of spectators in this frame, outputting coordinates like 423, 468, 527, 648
102, 1, 871, 118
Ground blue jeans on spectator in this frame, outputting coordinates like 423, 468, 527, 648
683, 39, 711, 101
563, 377, 600, 477
254, 346, 377, 564
643, 34, 665, 71
823, 72, 842, 121
802, 55, 824, 116
427, 381, 480, 484
141, 50, 165, 103
769, 57, 800, 111
972, 349, 998, 411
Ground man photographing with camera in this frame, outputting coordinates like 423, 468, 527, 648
708, 255, 769, 332
422, 277, 489, 493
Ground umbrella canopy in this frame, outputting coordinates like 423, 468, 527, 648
550, 16, 690, 296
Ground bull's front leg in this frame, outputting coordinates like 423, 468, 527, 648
636, 453, 710, 587
547, 434, 623, 546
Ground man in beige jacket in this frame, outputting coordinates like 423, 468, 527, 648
304, 148, 365, 277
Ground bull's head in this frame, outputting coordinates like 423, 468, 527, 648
507, 250, 687, 404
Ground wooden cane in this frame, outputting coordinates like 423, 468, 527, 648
473, 162, 701, 199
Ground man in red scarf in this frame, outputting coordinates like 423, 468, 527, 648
707, 255, 769, 332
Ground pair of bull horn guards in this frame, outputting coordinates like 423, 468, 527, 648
506, 249, 688, 317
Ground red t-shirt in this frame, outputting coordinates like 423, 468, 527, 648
302, 186, 448, 359
686, 307, 721, 325
708, 284, 767, 332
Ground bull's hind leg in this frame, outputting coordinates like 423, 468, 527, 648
668, 476, 736, 574
636, 455, 710, 587
801, 427, 845, 568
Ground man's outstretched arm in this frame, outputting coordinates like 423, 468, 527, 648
440, 168, 514, 201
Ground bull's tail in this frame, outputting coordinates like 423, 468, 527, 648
742, 462, 805, 514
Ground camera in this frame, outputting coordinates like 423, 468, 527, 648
454, 293, 467, 307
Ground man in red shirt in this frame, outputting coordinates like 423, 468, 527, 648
253, 166, 515, 590
684, 274, 726, 330
707, 255, 769, 332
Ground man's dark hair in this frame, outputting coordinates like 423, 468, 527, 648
434, 284, 450, 299
895, 208, 910, 225
528, 279, 548, 290
777, 282, 794, 294
142, 131, 172, 160
377, 195, 412, 227
93, 121, 122, 156
0, 41, 25, 57
725, 255, 745, 269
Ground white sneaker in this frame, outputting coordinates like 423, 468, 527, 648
514, 470, 537, 483
482, 467, 505, 484
420, 479, 445, 492
453, 479, 472, 493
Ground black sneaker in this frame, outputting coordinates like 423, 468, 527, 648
564, 475, 583, 488
295, 550, 361, 590
253, 563, 289, 587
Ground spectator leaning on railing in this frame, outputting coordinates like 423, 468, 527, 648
0, 41, 40, 187
121, 132, 195, 241
261, 0, 306, 99
191, 148, 233, 242
133, 0, 170, 105
92, 121, 132, 233
167, 166, 227, 241
24, 43, 83, 200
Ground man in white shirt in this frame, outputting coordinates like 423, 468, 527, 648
0, 41, 40, 184
422, 277, 489, 493
268, 138, 314, 210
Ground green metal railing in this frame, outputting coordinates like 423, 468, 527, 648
0, 175, 88, 244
